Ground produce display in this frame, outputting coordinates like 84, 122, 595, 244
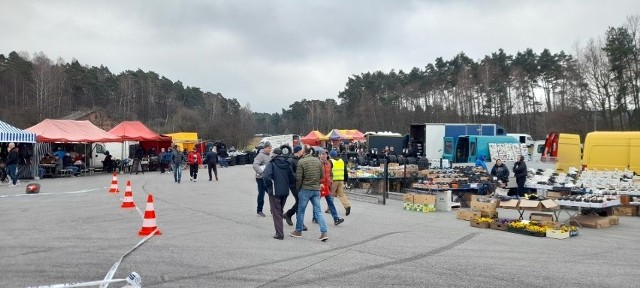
468, 217, 580, 239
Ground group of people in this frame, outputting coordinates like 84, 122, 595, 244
478, 155, 528, 197
255, 142, 352, 241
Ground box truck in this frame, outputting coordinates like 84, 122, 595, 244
409, 123, 506, 162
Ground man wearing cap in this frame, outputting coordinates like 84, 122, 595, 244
262, 148, 295, 240
252, 141, 272, 217
283, 146, 307, 231
329, 150, 351, 215
290, 145, 328, 241
188, 146, 199, 182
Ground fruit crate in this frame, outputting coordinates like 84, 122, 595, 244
546, 229, 570, 240
507, 227, 546, 237
490, 222, 508, 231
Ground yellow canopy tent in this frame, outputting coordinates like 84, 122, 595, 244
166, 132, 198, 151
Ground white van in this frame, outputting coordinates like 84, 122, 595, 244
89, 142, 129, 169
507, 133, 535, 147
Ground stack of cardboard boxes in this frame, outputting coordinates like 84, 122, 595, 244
456, 196, 499, 222
614, 195, 639, 216
403, 193, 437, 213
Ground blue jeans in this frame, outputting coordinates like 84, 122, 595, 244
296, 189, 327, 233
256, 178, 267, 213
7, 164, 17, 185
219, 157, 227, 167
173, 163, 182, 182
313, 195, 340, 222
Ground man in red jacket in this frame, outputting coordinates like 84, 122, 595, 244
187, 147, 199, 182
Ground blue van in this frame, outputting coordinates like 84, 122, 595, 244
445, 135, 519, 163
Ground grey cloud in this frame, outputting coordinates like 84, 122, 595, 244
1, 0, 640, 113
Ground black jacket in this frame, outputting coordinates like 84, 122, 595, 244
513, 161, 528, 179
204, 151, 218, 165
6, 148, 19, 165
491, 164, 510, 182
263, 155, 295, 198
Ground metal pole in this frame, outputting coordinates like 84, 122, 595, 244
382, 158, 388, 205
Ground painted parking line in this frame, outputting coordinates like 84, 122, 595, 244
0, 188, 101, 198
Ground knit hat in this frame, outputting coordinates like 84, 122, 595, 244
263, 141, 272, 148
273, 148, 283, 155
293, 146, 302, 154
329, 150, 338, 158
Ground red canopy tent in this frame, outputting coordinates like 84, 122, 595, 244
108, 121, 171, 141
108, 121, 172, 154
26, 119, 122, 142
301, 130, 324, 146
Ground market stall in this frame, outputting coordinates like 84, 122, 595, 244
0, 119, 37, 179
26, 119, 122, 176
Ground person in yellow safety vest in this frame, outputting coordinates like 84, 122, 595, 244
328, 150, 351, 216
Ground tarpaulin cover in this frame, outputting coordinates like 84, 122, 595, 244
26, 119, 122, 143
109, 121, 171, 141
0, 119, 36, 143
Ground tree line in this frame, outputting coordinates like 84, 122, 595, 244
256, 15, 640, 140
0, 53, 254, 148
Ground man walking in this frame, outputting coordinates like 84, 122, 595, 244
262, 148, 295, 240
171, 145, 184, 183
252, 141, 272, 217
290, 145, 328, 241
188, 147, 199, 182
284, 146, 306, 230
6, 143, 19, 186
204, 146, 219, 181
318, 150, 345, 226
329, 150, 351, 216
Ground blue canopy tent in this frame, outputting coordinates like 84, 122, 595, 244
0, 120, 37, 180
0, 120, 36, 143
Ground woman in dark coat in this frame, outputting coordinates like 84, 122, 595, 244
490, 159, 510, 187
513, 155, 528, 197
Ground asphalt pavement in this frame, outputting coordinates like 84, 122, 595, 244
1, 165, 639, 287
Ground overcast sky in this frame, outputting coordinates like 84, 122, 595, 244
2, 0, 639, 113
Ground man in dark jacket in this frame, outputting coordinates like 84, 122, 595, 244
513, 155, 528, 197
6, 143, 19, 186
204, 147, 219, 181
284, 146, 306, 228
262, 148, 295, 240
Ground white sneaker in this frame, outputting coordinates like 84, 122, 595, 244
194, 179, 197, 182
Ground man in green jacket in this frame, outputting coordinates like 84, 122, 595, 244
290, 145, 328, 241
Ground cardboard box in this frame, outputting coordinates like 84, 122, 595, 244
530, 213, 554, 223
413, 194, 436, 205
518, 199, 559, 211
499, 199, 520, 208
481, 211, 499, 219
403, 193, 415, 203
546, 191, 570, 200
471, 201, 498, 212
456, 209, 481, 221
569, 215, 612, 229
613, 206, 639, 216
470, 220, 490, 229
541, 221, 562, 229
456, 209, 471, 220
490, 221, 509, 231
607, 215, 619, 225
546, 229, 570, 239
360, 183, 371, 189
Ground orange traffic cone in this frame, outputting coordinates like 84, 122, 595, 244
121, 181, 136, 208
138, 194, 161, 236
108, 172, 120, 193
